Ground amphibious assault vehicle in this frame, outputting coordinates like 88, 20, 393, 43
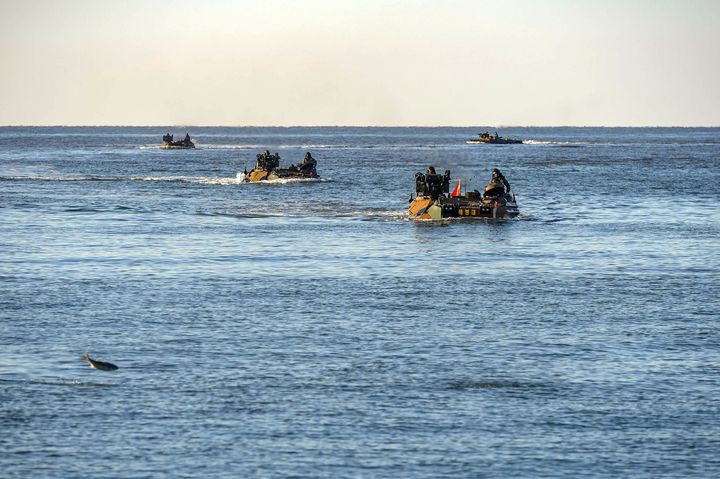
409, 167, 519, 219
242, 150, 319, 182
161, 133, 195, 149
466, 131, 523, 145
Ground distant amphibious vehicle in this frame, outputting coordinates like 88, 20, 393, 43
467, 131, 523, 145
242, 150, 319, 182
409, 167, 519, 220
161, 133, 195, 149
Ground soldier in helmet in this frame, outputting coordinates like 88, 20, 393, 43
268, 151, 280, 171
491, 168, 511, 192
298, 151, 317, 175
483, 168, 511, 199
424, 166, 443, 199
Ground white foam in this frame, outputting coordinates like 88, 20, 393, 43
128, 175, 244, 185
195, 144, 259, 150
130, 175, 192, 182
240, 175, 328, 185
198, 176, 244, 185
263, 177, 325, 185
523, 140, 590, 145
1, 175, 117, 182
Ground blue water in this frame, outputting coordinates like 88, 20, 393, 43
1, 127, 719, 478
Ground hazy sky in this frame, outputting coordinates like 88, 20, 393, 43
1, 0, 719, 126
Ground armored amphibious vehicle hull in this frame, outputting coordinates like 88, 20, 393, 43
161, 133, 195, 149
242, 168, 319, 182
466, 137, 523, 145
243, 150, 320, 182
161, 142, 195, 149
410, 167, 519, 220
467, 132, 523, 144
409, 195, 519, 220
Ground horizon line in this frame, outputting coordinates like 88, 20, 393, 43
1, 124, 719, 129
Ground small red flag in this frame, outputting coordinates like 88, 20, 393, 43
451, 180, 461, 197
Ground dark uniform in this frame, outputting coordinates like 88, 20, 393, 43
298, 152, 317, 175
491, 168, 511, 192
482, 168, 511, 199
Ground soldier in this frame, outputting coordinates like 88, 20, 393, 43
298, 151, 317, 175
301, 152, 316, 167
490, 168, 511, 193
271, 152, 280, 170
483, 169, 506, 198
424, 166, 443, 199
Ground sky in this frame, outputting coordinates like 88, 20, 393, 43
1, 0, 719, 126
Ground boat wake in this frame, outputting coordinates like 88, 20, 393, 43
131, 175, 244, 185
204, 206, 406, 221
523, 140, 589, 146
0, 174, 243, 185
332, 209, 406, 221
1, 175, 122, 182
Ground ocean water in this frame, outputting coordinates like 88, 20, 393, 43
1, 126, 719, 478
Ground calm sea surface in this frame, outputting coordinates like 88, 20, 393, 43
1, 127, 719, 478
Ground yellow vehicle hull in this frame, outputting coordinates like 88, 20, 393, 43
243, 168, 319, 183
409, 196, 519, 220
245, 169, 279, 182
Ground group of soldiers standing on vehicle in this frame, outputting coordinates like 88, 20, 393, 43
162, 132, 193, 147
252, 150, 318, 176
415, 165, 511, 200
479, 131, 500, 140
255, 150, 317, 176
415, 166, 451, 200
255, 149, 281, 171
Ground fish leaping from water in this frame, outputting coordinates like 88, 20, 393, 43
82, 352, 119, 371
